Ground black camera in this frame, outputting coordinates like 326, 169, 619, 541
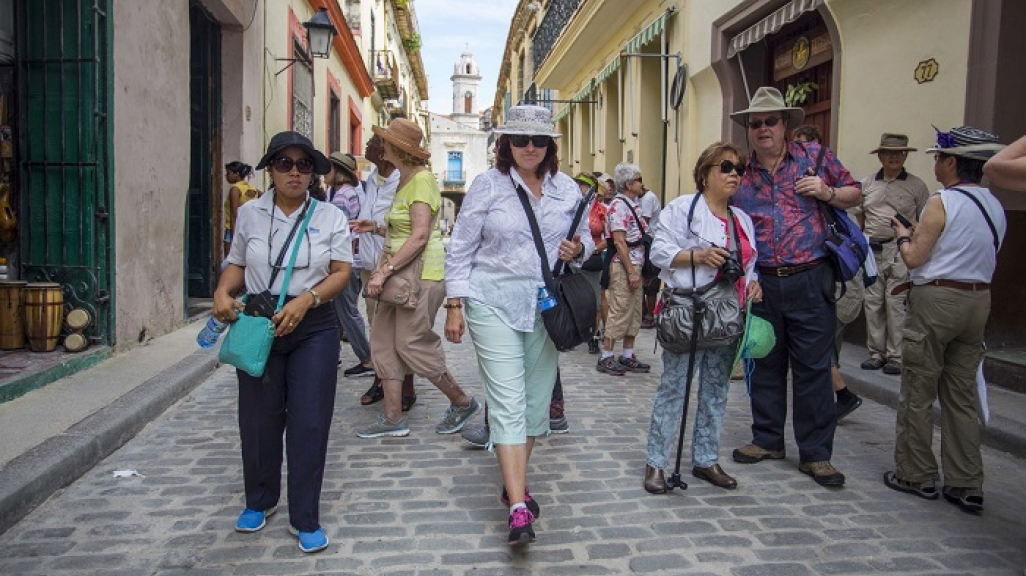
721, 252, 744, 283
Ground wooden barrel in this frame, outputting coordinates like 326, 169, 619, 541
63, 332, 89, 353
0, 280, 27, 349
65, 308, 92, 332
24, 283, 63, 352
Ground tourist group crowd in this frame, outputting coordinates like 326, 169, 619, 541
210, 85, 1024, 553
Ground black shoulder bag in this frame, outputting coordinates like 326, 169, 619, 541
513, 181, 598, 351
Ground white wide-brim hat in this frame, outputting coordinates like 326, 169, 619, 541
493, 104, 562, 138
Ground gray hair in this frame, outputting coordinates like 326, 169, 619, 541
613, 163, 642, 192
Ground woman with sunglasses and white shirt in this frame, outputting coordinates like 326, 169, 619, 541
643, 141, 761, 495
213, 131, 352, 554
444, 105, 593, 547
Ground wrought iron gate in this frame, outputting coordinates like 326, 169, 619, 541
16, 0, 113, 345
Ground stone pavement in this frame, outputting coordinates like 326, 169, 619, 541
1, 325, 1025, 575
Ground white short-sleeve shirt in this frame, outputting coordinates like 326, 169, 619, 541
228, 191, 352, 295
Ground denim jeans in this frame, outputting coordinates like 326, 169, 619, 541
647, 345, 734, 470
333, 267, 371, 364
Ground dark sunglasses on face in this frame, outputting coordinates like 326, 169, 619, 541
509, 135, 551, 148
747, 117, 782, 130
718, 160, 746, 176
272, 156, 315, 174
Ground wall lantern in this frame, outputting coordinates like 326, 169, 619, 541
304, 7, 338, 59
276, 7, 338, 76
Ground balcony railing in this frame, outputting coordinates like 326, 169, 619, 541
532, 0, 584, 73
443, 170, 466, 187
370, 50, 400, 100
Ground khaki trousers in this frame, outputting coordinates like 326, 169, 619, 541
894, 285, 988, 489
864, 242, 908, 363
369, 279, 447, 381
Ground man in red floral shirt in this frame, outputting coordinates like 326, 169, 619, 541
728, 87, 861, 488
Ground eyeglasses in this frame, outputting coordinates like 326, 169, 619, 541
509, 135, 552, 148
718, 160, 746, 176
271, 156, 315, 174
747, 117, 782, 130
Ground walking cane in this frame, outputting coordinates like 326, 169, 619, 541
666, 297, 705, 491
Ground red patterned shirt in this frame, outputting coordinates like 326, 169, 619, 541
731, 141, 859, 267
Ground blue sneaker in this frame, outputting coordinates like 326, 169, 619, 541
235, 506, 276, 532
289, 525, 329, 553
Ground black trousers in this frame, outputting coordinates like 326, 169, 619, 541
237, 303, 339, 532
748, 264, 837, 463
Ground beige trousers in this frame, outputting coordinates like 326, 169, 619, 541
864, 242, 908, 363
894, 285, 988, 489
369, 279, 447, 381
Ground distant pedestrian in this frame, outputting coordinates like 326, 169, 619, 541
857, 134, 930, 375
884, 126, 1007, 515
351, 119, 480, 439
213, 131, 351, 553
644, 141, 760, 494
326, 152, 373, 377
222, 161, 260, 260
639, 185, 662, 329
574, 172, 608, 354
597, 163, 650, 377
728, 87, 861, 488
445, 105, 592, 547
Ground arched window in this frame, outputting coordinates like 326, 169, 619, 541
464, 91, 473, 114
466, 64, 472, 74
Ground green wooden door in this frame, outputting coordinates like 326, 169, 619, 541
17, 0, 113, 345
186, 1, 221, 297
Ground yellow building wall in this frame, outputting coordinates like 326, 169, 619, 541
828, 0, 972, 184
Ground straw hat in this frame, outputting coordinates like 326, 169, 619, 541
493, 104, 562, 137
371, 119, 430, 161
870, 133, 917, 154
925, 125, 1005, 161
328, 151, 359, 181
730, 87, 805, 128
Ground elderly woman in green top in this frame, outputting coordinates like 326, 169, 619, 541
351, 118, 480, 438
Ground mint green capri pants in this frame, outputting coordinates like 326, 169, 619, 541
464, 300, 558, 445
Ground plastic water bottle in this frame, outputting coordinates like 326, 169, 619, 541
196, 316, 228, 349
537, 285, 558, 311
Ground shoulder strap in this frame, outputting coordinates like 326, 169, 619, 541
275, 199, 317, 312
686, 192, 702, 229
950, 187, 1000, 252
512, 181, 557, 289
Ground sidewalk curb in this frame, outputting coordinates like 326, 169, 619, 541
843, 370, 1026, 460
0, 351, 219, 535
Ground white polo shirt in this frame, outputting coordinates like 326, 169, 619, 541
227, 191, 352, 296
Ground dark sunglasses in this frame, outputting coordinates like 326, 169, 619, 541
747, 117, 782, 130
509, 135, 552, 148
718, 160, 746, 176
271, 156, 315, 174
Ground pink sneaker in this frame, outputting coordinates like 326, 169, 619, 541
507, 507, 536, 547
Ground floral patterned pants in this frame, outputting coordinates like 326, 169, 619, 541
646, 345, 734, 470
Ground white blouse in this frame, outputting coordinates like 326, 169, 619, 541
228, 191, 353, 295
446, 168, 595, 332
650, 192, 759, 290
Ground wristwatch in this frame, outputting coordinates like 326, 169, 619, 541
307, 288, 321, 308
387, 263, 396, 274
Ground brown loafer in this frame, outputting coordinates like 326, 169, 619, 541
644, 465, 668, 494
692, 464, 738, 490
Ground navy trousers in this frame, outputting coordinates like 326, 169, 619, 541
748, 263, 837, 463
237, 302, 339, 532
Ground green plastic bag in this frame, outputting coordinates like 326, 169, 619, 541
733, 300, 776, 368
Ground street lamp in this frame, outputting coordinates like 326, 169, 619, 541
275, 7, 338, 75
304, 7, 338, 59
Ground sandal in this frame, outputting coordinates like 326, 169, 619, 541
943, 486, 984, 514
882, 471, 938, 500
402, 394, 417, 412
360, 383, 384, 406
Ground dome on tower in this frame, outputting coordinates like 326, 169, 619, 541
454, 48, 480, 77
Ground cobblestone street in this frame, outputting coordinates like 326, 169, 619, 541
1, 327, 1025, 576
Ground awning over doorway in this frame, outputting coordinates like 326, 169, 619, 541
553, 7, 675, 122
727, 0, 823, 58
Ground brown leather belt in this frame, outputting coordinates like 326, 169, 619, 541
757, 259, 824, 277
891, 280, 990, 296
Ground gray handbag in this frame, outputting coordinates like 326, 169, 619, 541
656, 279, 744, 353
655, 197, 745, 354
